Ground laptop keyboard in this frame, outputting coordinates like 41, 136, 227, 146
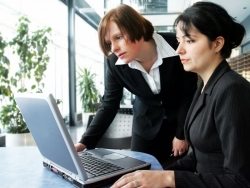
78, 151, 124, 178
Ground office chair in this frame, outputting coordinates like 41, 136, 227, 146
96, 113, 133, 149
87, 107, 133, 149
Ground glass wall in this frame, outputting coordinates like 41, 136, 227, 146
0, 0, 104, 131
1, 0, 250, 131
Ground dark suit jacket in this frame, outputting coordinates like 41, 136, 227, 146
80, 33, 197, 148
166, 61, 250, 187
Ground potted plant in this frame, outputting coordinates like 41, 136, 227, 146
77, 67, 100, 125
0, 16, 52, 146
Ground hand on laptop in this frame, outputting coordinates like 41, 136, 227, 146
110, 170, 175, 188
75, 143, 86, 152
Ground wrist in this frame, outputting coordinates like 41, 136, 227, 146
165, 171, 175, 187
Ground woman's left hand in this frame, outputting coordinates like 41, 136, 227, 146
172, 137, 189, 156
110, 170, 175, 188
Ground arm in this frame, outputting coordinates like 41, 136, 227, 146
173, 59, 197, 155
212, 81, 250, 187
78, 57, 123, 149
111, 170, 176, 188
166, 151, 196, 171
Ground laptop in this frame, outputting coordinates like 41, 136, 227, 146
14, 93, 151, 188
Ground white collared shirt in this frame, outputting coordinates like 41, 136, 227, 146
115, 33, 177, 94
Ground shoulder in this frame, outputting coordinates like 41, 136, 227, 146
106, 54, 129, 78
106, 54, 126, 69
214, 70, 250, 100
107, 53, 118, 65
218, 70, 250, 89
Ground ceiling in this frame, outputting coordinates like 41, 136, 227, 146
61, 0, 250, 31
208, 0, 250, 22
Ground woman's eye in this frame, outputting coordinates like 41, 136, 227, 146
187, 40, 194, 44
116, 35, 122, 40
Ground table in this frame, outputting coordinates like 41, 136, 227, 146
0, 146, 163, 188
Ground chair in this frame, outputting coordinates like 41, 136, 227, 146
0, 134, 5, 147
96, 113, 133, 149
87, 107, 133, 149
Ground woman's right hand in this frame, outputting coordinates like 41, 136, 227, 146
75, 143, 86, 152
110, 170, 175, 188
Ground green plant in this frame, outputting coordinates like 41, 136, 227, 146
0, 32, 10, 96
0, 16, 52, 133
77, 67, 99, 113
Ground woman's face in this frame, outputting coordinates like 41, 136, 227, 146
176, 22, 217, 75
105, 21, 143, 64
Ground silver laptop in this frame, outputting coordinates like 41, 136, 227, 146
14, 93, 151, 188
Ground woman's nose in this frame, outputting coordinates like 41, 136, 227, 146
176, 43, 185, 55
111, 42, 119, 53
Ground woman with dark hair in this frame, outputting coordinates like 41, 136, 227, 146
111, 2, 250, 188
75, 4, 197, 167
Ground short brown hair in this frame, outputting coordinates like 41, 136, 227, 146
98, 4, 154, 57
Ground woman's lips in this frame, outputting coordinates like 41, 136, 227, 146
180, 59, 189, 63
118, 52, 126, 58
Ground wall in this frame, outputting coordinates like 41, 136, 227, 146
241, 14, 250, 49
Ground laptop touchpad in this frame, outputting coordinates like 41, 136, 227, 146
103, 153, 126, 160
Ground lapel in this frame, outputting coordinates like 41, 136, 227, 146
122, 64, 154, 95
112, 32, 178, 97
185, 84, 205, 130
121, 56, 176, 97
185, 60, 231, 130
109, 53, 154, 96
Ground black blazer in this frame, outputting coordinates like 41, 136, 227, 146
166, 61, 250, 187
80, 33, 197, 148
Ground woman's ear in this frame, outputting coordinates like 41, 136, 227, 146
214, 36, 224, 53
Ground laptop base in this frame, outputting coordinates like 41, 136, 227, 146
43, 161, 150, 188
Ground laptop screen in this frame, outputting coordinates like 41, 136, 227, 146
15, 96, 78, 174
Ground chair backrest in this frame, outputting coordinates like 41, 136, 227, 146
100, 114, 133, 138
87, 106, 133, 149
96, 113, 133, 149
0, 135, 5, 147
